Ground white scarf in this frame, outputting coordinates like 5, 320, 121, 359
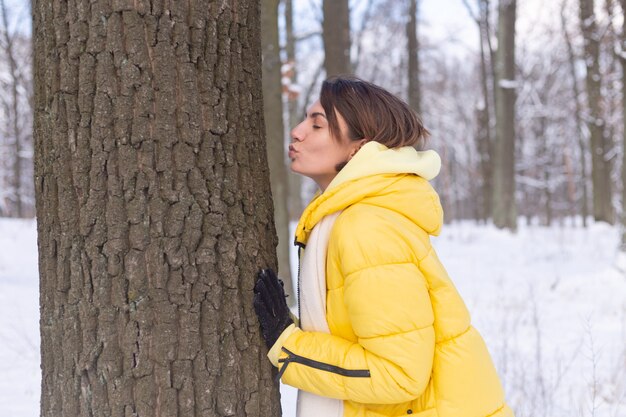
296, 211, 344, 417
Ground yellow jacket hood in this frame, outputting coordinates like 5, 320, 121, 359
294, 141, 443, 245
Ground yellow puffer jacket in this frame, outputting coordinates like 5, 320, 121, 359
270, 142, 513, 417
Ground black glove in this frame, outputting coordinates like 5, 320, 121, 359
253, 268, 293, 349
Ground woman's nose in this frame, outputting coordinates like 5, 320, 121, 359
290, 122, 304, 142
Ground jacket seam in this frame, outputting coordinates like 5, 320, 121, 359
357, 324, 434, 342
344, 261, 419, 280
435, 326, 471, 346
484, 403, 506, 417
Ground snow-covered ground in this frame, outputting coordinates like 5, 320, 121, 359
1, 217, 625, 417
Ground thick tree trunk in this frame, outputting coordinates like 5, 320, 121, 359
33, 1, 281, 416
322, 0, 351, 76
561, 1, 589, 227
262, 0, 294, 303
579, 0, 614, 224
407, 0, 421, 115
492, 0, 517, 231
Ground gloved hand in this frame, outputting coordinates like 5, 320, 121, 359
253, 268, 293, 349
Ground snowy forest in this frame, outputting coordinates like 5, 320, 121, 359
0, 0, 625, 417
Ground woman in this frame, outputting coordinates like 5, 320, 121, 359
253, 76, 513, 417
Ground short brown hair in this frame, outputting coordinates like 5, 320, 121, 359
319, 76, 429, 150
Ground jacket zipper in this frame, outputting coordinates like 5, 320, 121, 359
277, 347, 371, 380
295, 242, 305, 319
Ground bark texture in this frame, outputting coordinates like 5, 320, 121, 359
34, 1, 281, 416
493, 0, 517, 231
322, 0, 351, 76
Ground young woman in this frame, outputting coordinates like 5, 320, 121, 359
253, 76, 513, 417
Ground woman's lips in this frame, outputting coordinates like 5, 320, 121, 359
288, 145, 297, 159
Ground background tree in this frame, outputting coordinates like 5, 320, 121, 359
579, 0, 614, 224
0, 0, 33, 217
33, 1, 281, 416
492, 0, 517, 230
407, 0, 421, 115
617, 0, 626, 247
284, 0, 305, 221
462, 0, 497, 221
322, 0, 351, 76
262, 0, 294, 303
561, 0, 590, 227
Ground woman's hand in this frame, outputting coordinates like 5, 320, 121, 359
253, 269, 293, 349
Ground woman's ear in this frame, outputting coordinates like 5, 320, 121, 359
349, 139, 368, 158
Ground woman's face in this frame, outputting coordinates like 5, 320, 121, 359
289, 100, 362, 190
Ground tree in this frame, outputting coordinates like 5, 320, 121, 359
262, 0, 294, 304
492, 0, 517, 230
560, 0, 590, 227
407, 0, 421, 115
579, 0, 614, 223
283, 0, 305, 221
462, 0, 497, 221
33, 1, 281, 416
0, 0, 33, 217
322, 0, 351, 76
619, 0, 626, 247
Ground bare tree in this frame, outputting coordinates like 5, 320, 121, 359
618, 0, 626, 244
463, 0, 497, 221
579, 0, 614, 224
0, 0, 32, 217
34, 1, 281, 416
493, 0, 518, 230
322, 0, 351, 76
407, 0, 421, 115
284, 0, 304, 220
262, 0, 294, 304
560, 0, 590, 227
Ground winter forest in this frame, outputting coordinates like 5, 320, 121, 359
0, 0, 625, 417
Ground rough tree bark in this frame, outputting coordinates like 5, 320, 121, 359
492, 0, 517, 231
34, 1, 281, 416
579, 0, 614, 223
322, 0, 351, 76
407, 0, 421, 115
262, 0, 294, 303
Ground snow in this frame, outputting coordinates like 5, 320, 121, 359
1, 217, 625, 417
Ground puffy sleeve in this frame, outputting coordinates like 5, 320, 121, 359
273, 205, 436, 404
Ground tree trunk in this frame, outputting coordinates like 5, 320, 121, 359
33, 2, 281, 416
407, 0, 421, 115
560, 0, 589, 227
619, 0, 626, 244
579, 0, 614, 224
285, 0, 304, 221
492, 0, 517, 231
262, 0, 294, 304
322, 0, 351, 76
478, 0, 495, 221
